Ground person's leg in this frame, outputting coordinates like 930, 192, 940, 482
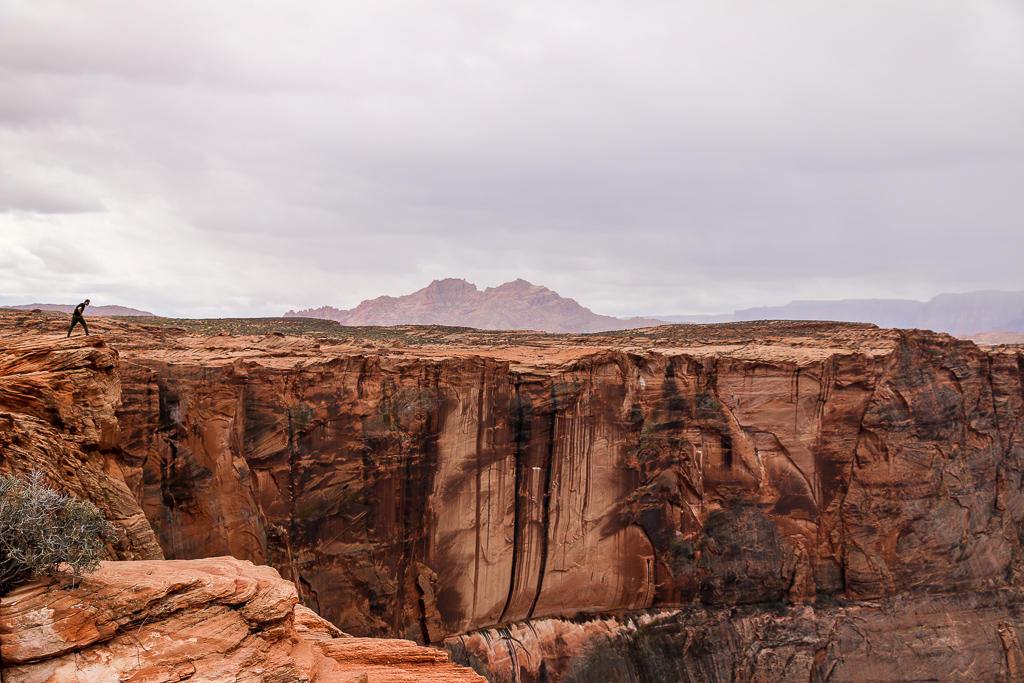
67, 318, 77, 337
81, 317, 89, 335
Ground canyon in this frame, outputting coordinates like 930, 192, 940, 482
1, 308, 1023, 681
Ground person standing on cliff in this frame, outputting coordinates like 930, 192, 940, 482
66, 299, 90, 337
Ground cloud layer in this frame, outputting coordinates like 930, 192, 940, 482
2, 1, 1023, 317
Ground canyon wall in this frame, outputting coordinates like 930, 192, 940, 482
450, 591, 1024, 682
107, 324, 1024, 640
3, 313, 1024, 681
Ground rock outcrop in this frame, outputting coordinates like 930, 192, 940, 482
3, 310, 1024, 681
0, 332, 162, 560
286, 278, 662, 333
0, 556, 486, 682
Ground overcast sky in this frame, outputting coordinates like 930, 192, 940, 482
2, 1, 1022, 318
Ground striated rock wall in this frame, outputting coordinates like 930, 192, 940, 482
104, 323, 1024, 648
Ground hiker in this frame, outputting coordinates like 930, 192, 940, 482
67, 299, 90, 337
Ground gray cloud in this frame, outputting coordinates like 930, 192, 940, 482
1, 0, 1022, 318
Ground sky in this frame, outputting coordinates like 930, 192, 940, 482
1, 1, 1023, 319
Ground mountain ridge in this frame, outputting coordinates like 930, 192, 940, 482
286, 278, 664, 333
289, 281, 1024, 335
1, 303, 155, 316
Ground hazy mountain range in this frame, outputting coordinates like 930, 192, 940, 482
2, 303, 155, 317
7, 284, 1023, 336
661, 290, 1024, 335
288, 279, 1024, 336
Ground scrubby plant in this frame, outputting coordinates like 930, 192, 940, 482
0, 471, 118, 594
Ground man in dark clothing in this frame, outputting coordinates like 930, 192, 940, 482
67, 299, 90, 337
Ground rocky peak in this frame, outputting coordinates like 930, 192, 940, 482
484, 278, 540, 293
287, 278, 659, 332
424, 278, 479, 300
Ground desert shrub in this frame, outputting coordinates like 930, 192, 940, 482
0, 471, 118, 594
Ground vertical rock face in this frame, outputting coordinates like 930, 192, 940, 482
106, 325, 1024, 651
118, 356, 267, 565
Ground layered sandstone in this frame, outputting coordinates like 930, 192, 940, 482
0, 330, 162, 560
101, 319, 1024, 636
2, 310, 1023, 681
0, 556, 485, 682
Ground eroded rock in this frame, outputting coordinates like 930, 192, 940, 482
2, 313, 1023, 682
0, 557, 485, 683
106, 323, 1024, 646
0, 334, 162, 560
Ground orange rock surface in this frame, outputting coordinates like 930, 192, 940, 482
451, 592, 1024, 682
0, 334, 162, 560
0, 557, 485, 682
2, 310, 1024, 681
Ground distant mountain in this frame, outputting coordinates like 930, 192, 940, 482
659, 290, 1024, 335
287, 279, 663, 333
2, 303, 156, 316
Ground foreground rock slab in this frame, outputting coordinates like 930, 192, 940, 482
0, 558, 485, 683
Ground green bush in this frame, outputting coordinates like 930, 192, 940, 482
0, 471, 118, 594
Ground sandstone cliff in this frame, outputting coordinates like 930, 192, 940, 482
110, 323, 1024, 633
2, 310, 1024, 681
0, 332, 162, 560
450, 591, 1024, 682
